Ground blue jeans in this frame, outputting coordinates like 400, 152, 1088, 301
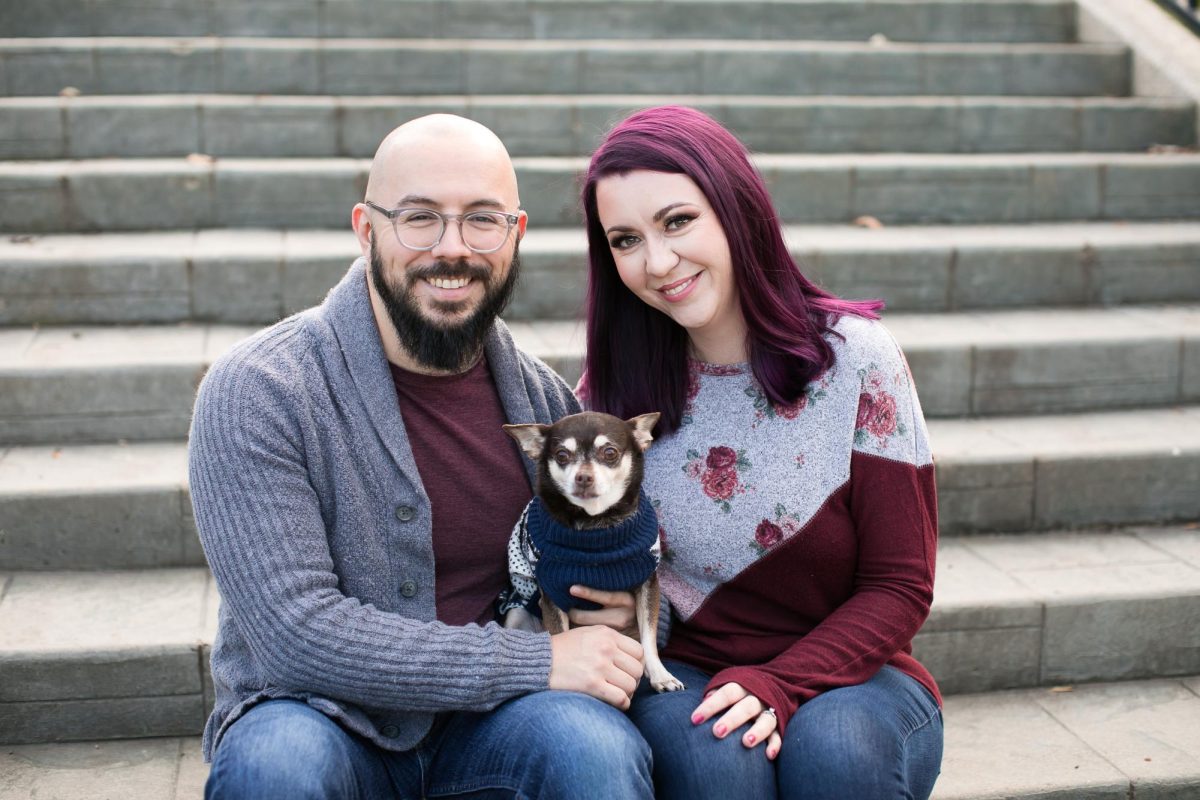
628, 660, 943, 800
206, 691, 653, 799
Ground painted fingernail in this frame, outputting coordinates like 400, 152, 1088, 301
714, 724, 727, 737
768, 748, 778, 760
745, 734, 756, 745
691, 713, 704, 725
704, 690, 715, 699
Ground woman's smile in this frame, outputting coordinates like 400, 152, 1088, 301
658, 272, 702, 301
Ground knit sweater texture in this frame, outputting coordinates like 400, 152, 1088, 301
188, 258, 579, 761
505, 492, 662, 612
644, 314, 940, 735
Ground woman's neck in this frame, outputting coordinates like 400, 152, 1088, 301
688, 314, 750, 365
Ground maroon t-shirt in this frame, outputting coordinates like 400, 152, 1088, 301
389, 357, 532, 627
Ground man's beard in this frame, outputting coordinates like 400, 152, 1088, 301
369, 231, 520, 373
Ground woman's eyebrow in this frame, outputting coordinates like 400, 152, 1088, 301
653, 202, 688, 222
605, 202, 692, 234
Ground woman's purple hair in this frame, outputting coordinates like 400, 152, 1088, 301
581, 105, 882, 434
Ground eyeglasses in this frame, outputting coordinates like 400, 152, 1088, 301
364, 201, 520, 254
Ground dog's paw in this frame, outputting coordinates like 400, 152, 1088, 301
652, 675, 686, 693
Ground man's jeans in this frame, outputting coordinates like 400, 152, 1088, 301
628, 660, 943, 800
206, 690, 653, 799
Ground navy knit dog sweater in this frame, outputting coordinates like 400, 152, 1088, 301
500, 492, 661, 614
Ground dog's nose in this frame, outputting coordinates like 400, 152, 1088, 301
575, 472, 593, 488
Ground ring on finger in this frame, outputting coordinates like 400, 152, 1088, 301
759, 707, 777, 721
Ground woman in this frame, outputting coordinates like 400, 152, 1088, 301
578, 106, 943, 799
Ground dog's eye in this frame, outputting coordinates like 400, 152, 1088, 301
601, 445, 620, 463
554, 449, 571, 466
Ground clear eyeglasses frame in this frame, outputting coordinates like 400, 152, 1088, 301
364, 201, 521, 254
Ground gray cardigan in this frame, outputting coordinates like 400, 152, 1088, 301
188, 258, 579, 761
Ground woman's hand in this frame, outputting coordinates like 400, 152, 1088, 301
690, 682, 783, 760
566, 585, 638, 636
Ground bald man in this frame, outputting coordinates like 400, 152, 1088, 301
190, 115, 653, 799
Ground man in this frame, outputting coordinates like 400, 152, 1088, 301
190, 115, 652, 798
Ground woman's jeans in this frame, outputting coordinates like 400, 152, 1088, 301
206, 690, 653, 799
628, 660, 943, 800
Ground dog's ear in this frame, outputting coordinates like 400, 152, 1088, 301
627, 412, 661, 452
503, 423, 549, 461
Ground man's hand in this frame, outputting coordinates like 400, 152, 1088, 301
549, 625, 644, 710
567, 585, 637, 636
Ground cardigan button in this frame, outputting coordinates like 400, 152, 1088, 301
381, 725, 400, 738
400, 580, 418, 598
395, 505, 416, 522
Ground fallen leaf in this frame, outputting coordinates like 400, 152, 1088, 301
853, 215, 884, 229
51, 449, 62, 459
186, 153, 216, 165
1148, 143, 1197, 155
1050, 685, 1074, 693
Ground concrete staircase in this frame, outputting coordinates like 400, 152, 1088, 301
2, 1, 1199, 797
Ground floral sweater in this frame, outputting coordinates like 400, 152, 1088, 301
646, 314, 939, 734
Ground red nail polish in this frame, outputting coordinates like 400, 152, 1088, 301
715, 724, 727, 737
691, 713, 703, 725
746, 734, 756, 745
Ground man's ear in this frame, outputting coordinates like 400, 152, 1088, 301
627, 412, 661, 452
351, 203, 373, 259
515, 210, 528, 243
503, 423, 548, 461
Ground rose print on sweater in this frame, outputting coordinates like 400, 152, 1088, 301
745, 381, 827, 428
683, 445, 752, 512
854, 363, 908, 449
706, 446, 738, 470
750, 503, 805, 556
754, 519, 783, 549
702, 468, 740, 502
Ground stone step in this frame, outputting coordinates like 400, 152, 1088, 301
3, 94, 1193, 160
2, 527, 1198, 744
2, 306, 1198, 445
0, 38, 1129, 98
4, 672, 1200, 798
0, 737, 207, 799
0, 0, 1078, 43
5, 152, 1199, 233
2, 407, 1199, 572
4, 223, 1200, 326
935, 676, 1200, 799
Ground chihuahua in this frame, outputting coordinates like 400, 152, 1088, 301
501, 411, 684, 693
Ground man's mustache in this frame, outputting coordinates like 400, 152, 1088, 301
406, 261, 491, 284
